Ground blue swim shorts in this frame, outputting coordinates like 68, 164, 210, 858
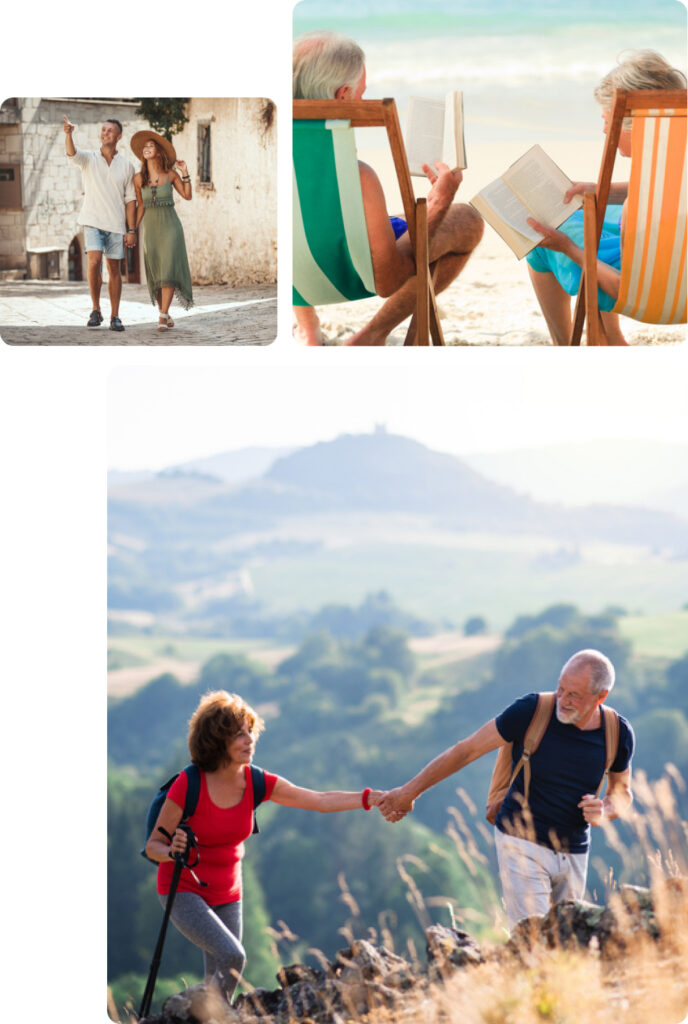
526, 205, 623, 313
83, 225, 125, 260
390, 216, 408, 240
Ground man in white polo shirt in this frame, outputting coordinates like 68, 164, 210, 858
64, 116, 136, 332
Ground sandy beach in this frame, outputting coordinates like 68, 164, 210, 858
295, 139, 686, 347
292, 0, 686, 348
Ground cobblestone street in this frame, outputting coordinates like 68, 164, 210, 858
0, 280, 277, 345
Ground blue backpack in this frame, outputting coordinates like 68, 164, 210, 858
141, 763, 267, 862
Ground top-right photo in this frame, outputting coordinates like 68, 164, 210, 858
292, 0, 686, 346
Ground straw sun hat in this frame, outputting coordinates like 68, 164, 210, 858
130, 130, 177, 165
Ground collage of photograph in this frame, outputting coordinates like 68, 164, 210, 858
1, 1, 687, 1024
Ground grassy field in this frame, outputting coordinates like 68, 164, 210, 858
619, 609, 688, 659
247, 542, 688, 629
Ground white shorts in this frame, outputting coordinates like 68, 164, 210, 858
495, 828, 589, 930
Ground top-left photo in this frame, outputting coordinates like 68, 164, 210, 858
0, 97, 277, 345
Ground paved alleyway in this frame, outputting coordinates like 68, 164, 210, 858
0, 280, 277, 345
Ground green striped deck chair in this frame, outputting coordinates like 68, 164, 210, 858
293, 98, 444, 345
293, 117, 376, 306
572, 88, 687, 345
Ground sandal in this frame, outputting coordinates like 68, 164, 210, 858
157, 313, 171, 331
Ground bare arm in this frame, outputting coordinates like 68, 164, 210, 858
359, 159, 461, 298
527, 215, 622, 302
63, 116, 76, 157
171, 162, 192, 201
378, 719, 504, 820
578, 766, 633, 826
270, 777, 381, 813
134, 174, 145, 230
564, 181, 629, 205
144, 797, 186, 862
359, 161, 415, 297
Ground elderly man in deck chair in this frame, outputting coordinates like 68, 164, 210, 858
293, 31, 484, 346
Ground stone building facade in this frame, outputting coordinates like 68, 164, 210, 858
0, 97, 277, 286
0, 98, 147, 279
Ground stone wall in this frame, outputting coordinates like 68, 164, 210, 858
0, 116, 26, 271
171, 98, 277, 286
0, 97, 277, 285
1, 98, 147, 279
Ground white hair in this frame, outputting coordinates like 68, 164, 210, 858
560, 649, 615, 695
293, 31, 365, 100
595, 50, 686, 128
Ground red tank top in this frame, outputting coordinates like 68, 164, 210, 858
157, 765, 277, 905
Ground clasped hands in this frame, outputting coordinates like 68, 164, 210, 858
368, 786, 416, 823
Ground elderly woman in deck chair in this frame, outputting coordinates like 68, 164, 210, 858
292, 31, 484, 346
525, 50, 686, 346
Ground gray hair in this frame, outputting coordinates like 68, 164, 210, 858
595, 50, 686, 126
293, 31, 366, 100
560, 649, 615, 695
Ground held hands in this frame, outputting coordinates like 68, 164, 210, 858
578, 794, 605, 827
124, 231, 137, 248
377, 787, 415, 823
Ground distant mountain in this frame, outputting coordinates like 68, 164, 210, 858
109, 431, 688, 552
462, 440, 688, 517
175, 446, 297, 483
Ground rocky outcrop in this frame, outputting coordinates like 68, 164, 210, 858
139, 879, 686, 1024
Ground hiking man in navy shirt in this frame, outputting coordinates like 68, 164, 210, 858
378, 649, 634, 928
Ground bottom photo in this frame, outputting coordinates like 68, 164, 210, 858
106, 361, 688, 1024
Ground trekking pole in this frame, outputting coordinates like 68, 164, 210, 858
138, 824, 200, 1021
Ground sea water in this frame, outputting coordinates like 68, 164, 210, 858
293, 0, 687, 143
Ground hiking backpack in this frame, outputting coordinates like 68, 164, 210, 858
485, 692, 620, 825
141, 762, 267, 861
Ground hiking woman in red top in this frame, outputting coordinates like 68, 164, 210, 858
145, 690, 382, 1004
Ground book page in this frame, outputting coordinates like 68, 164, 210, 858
503, 145, 582, 225
480, 178, 543, 242
442, 91, 466, 170
406, 97, 446, 176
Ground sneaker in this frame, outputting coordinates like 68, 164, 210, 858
87, 310, 103, 327
109, 316, 125, 332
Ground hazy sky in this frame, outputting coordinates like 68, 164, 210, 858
108, 354, 688, 470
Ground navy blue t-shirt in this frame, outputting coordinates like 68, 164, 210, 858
495, 693, 634, 853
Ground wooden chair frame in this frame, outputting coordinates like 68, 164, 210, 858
293, 98, 444, 346
571, 88, 687, 346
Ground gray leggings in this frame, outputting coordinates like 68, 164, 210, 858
159, 893, 245, 1001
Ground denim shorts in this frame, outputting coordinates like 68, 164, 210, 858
83, 225, 125, 259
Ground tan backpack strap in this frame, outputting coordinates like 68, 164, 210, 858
595, 705, 620, 798
508, 692, 556, 805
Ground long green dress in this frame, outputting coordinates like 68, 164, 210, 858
141, 179, 193, 309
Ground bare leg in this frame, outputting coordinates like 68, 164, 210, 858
600, 311, 628, 346
293, 305, 324, 345
87, 251, 103, 311
527, 266, 574, 346
346, 204, 484, 346
106, 258, 123, 318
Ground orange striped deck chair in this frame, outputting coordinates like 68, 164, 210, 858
571, 88, 687, 345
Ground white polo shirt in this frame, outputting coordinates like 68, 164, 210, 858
70, 147, 136, 235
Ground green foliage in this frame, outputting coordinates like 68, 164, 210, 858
108, 600, 686, 1008
135, 99, 189, 140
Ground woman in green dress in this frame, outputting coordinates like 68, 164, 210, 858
132, 130, 194, 330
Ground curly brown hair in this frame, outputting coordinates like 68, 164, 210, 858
188, 691, 265, 772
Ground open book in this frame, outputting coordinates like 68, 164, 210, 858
470, 145, 583, 259
406, 91, 466, 177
